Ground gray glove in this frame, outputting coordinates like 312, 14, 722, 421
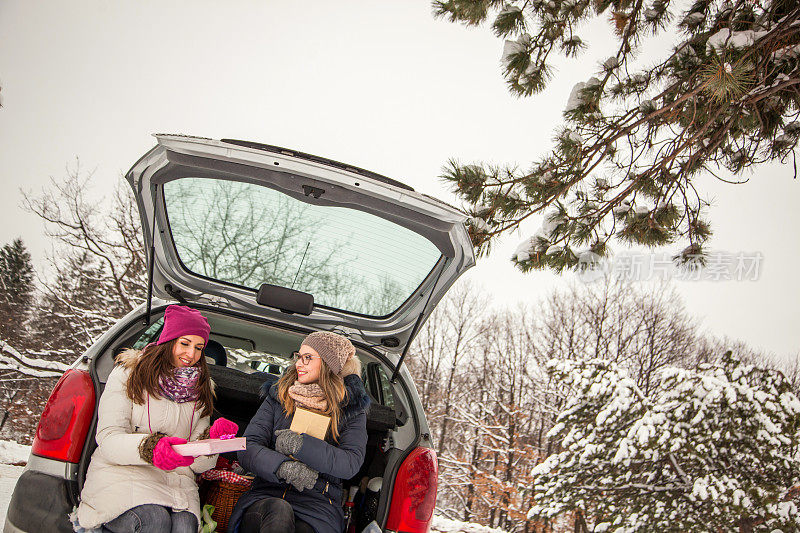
275, 429, 304, 456
277, 460, 318, 492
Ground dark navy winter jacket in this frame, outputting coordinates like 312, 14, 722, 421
229, 374, 370, 533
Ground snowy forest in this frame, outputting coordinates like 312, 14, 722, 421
1, 169, 799, 532
412, 282, 799, 531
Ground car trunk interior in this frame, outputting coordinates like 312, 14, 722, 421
81, 307, 407, 531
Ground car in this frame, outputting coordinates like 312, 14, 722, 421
4, 135, 475, 533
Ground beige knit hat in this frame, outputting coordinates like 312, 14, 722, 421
300, 331, 355, 376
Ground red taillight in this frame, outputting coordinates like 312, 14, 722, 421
386, 446, 438, 533
32, 369, 95, 463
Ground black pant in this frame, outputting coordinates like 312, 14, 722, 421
240, 497, 316, 533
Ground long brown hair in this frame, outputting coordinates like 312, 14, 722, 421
125, 340, 215, 417
277, 358, 346, 442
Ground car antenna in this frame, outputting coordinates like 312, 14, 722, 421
143, 184, 158, 326
390, 257, 448, 384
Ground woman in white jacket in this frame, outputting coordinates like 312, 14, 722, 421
73, 305, 238, 533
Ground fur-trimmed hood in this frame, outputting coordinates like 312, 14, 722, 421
115, 348, 144, 369
340, 354, 361, 379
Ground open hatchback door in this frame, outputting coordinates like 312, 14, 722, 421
126, 135, 475, 353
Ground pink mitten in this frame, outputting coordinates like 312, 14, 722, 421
209, 418, 239, 439
152, 436, 194, 471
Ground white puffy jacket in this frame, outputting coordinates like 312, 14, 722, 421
75, 352, 216, 531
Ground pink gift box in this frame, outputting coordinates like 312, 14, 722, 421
171, 437, 246, 456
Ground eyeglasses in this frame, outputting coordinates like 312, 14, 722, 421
292, 351, 320, 365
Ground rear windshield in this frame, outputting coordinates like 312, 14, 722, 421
163, 177, 441, 316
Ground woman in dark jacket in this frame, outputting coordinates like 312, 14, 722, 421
230, 331, 370, 533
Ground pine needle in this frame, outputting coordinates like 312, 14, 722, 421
699, 57, 754, 103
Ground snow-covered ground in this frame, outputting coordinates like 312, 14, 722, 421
0, 440, 31, 465
0, 440, 29, 527
0, 439, 504, 532
0, 464, 25, 526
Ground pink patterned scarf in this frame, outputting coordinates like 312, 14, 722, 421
158, 366, 200, 403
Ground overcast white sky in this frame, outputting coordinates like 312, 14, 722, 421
0, 1, 797, 359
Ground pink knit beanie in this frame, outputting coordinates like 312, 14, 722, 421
157, 305, 211, 345
301, 331, 355, 376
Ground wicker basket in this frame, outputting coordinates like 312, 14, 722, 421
200, 477, 252, 533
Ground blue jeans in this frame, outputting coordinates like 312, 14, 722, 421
102, 504, 197, 533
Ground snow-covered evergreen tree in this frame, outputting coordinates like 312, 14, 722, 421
434, 0, 800, 270
0, 238, 35, 347
529, 353, 800, 531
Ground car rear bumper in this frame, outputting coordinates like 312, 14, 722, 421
4, 469, 76, 533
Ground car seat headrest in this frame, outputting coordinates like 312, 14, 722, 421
204, 339, 228, 366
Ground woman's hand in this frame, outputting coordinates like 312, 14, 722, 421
209, 418, 239, 439
142, 435, 195, 471
276, 460, 318, 492
274, 429, 303, 456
